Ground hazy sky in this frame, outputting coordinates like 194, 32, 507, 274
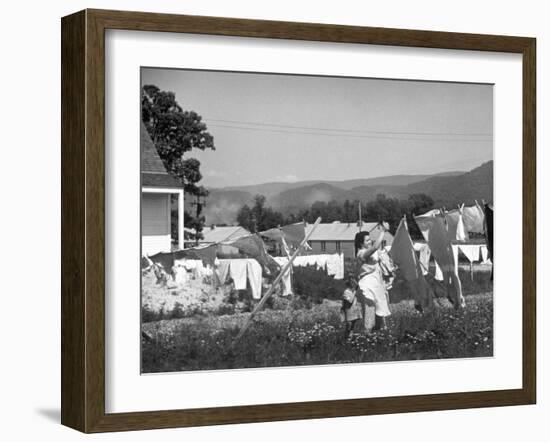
141, 68, 493, 188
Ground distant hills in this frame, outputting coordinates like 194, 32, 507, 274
199, 161, 493, 225
222, 171, 463, 196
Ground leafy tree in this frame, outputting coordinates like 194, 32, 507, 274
142, 84, 215, 243
364, 194, 402, 231
407, 193, 435, 215
236, 204, 253, 232
342, 199, 357, 223
236, 195, 285, 232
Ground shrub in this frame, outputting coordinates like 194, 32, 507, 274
292, 266, 346, 304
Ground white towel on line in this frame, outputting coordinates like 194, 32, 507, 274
458, 244, 481, 263
229, 259, 248, 290
246, 259, 263, 299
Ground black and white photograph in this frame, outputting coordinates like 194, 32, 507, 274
140, 68, 494, 374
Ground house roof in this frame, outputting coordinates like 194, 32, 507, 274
305, 221, 393, 243
141, 122, 181, 188
200, 226, 251, 243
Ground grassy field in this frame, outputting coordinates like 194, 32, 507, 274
142, 291, 493, 373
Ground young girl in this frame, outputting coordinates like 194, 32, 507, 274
341, 277, 362, 338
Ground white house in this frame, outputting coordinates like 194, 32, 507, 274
141, 122, 184, 255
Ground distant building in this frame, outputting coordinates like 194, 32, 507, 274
196, 225, 251, 257
305, 221, 394, 258
141, 122, 184, 255
198, 225, 251, 244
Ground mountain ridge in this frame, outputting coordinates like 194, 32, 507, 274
218, 170, 465, 196
200, 162, 492, 225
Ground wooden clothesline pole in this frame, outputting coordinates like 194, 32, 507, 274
231, 217, 322, 347
280, 235, 294, 296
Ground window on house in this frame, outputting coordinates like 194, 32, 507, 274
335, 241, 341, 252
321, 241, 326, 252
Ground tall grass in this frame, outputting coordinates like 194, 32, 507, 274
142, 293, 493, 373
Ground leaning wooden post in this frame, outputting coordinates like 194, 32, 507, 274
231, 217, 322, 347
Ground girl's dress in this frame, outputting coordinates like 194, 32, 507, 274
341, 288, 362, 322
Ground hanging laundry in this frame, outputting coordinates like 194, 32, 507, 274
419, 208, 442, 217
294, 255, 315, 267
227, 234, 280, 277
462, 204, 485, 234
452, 244, 459, 274
326, 254, 344, 279
141, 255, 153, 270
377, 247, 395, 290
148, 251, 176, 275
260, 222, 309, 250
414, 216, 454, 270
170, 244, 217, 268
458, 244, 481, 263
181, 259, 210, 279
417, 244, 431, 276
480, 245, 491, 264
434, 260, 443, 281
314, 255, 329, 271
444, 209, 469, 242
310, 255, 320, 267
389, 219, 420, 281
378, 248, 395, 274
456, 213, 467, 242
189, 244, 217, 268
216, 259, 231, 284
279, 265, 293, 297
229, 259, 248, 290
246, 259, 263, 300
389, 219, 434, 312
448, 271, 465, 308
272, 256, 294, 295
484, 203, 494, 266
337, 253, 345, 280
259, 227, 284, 242
172, 262, 188, 286
273, 256, 288, 267
280, 236, 291, 258
414, 215, 464, 308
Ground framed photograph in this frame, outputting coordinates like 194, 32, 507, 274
61, 9, 536, 433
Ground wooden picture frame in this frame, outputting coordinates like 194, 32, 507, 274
61, 9, 536, 433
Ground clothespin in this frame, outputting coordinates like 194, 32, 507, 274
474, 199, 484, 212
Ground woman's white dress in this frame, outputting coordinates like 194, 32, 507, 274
357, 249, 392, 317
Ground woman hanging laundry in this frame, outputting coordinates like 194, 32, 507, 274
354, 228, 392, 332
